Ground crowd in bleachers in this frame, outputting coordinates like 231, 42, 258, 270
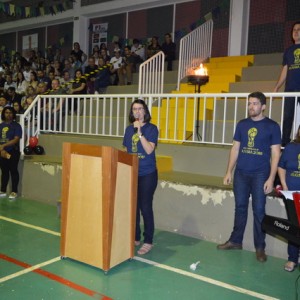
0, 33, 176, 117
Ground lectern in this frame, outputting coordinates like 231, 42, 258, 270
60, 143, 138, 272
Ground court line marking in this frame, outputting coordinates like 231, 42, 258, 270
0, 216, 61, 236
0, 254, 112, 300
0, 215, 279, 299
134, 256, 279, 300
0, 255, 61, 283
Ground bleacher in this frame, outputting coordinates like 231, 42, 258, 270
229, 53, 283, 92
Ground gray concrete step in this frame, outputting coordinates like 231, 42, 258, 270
212, 97, 283, 121
105, 55, 284, 95
106, 84, 139, 94
241, 65, 282, 81
131, 70, 178, 85
63, 116, 127, 136
253, 53, 282, 66
106, 83, 176, 94
227, 53, 283, 93
27, 134, 231, 178
229, 80, 284, 93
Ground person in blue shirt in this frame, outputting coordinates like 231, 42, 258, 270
274, 21, 300, 146
217, 92, 281, 262
162, 33, 176, 71
0, 106, 22, 200
123, 99, 158, 255
278, 125, 300, 271
94, 58, 111, 94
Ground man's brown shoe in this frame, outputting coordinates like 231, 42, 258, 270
256, 249, 267, 262
217, 241, 242, 250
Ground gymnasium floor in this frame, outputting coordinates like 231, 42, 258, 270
0, 198, 298, 300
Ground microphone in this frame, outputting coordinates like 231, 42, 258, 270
134, 117, 138, 133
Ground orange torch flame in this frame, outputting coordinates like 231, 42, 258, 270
194, 63, 208, 76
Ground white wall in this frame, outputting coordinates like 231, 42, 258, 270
154, 182, 289, 259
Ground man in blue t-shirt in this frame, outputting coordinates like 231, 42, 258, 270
217, 92, 281, 262
274, 21, 300, 146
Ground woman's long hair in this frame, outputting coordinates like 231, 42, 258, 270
30, 71, 38, 82
291, 21, 300, 44
1, 106, 17, 121
128, 99, 151, 123
293, 125, 300, 143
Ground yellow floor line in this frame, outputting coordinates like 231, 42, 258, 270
134, 256, 279, 300
0, 216, 61, 236
0, 215, 280, 299
0, 256, 61, 283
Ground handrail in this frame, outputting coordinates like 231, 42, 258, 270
138, 51, 165, 95
18, 92, 300, 156
177, 19, 213, 90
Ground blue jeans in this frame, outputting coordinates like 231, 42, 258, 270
135, 170, 158, 244
282, 96, 300, 146
229, 169, 269, 250
0, 149, 20, 193
288, 242, 299, 264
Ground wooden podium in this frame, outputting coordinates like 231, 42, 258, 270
60, 143, 138, 272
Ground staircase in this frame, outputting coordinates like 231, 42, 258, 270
229, 53, 283, 92
151, 55, 255, 142
178, 55, 254, 93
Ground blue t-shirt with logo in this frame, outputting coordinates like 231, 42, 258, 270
278, 142, 300, 190
123, 122, 158, 176
0, 121, 22, 152
283, 44, 300, 92
234, 117, 281, 173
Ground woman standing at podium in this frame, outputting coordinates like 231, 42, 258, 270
123, 99, 158, 255
278, 125, 300, 272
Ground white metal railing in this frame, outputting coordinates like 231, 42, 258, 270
19, 94, 134, 153
19, 92, 300, 154
177, 19, 213, 90
138, 51, 165, 95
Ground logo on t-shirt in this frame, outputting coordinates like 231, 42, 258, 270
131, 133, 139, 153
247, 127, 257, 147
131, 133, 145, 160
289, 48, 300, 70
1, 126, 9, 140
294, 48, 300, 64
241, 127, 262, 156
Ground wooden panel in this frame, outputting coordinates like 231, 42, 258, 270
110, 162, 132, 268
101, 146, 116, 271
64, 154, 103, 269
61, 143, 138, 272
66, 143, 103, 157
60, 143, 72, 256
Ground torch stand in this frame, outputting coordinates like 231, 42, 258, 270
187, 75, 209, 141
